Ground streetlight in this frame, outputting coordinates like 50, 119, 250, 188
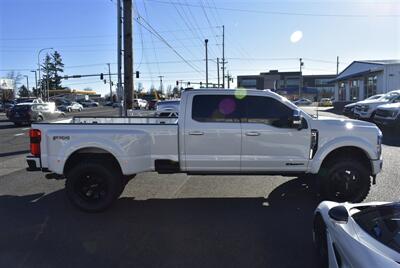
37, 47, 53, 100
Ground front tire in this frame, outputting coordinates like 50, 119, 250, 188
319, 158, 371, 203
65, 160, 123, 212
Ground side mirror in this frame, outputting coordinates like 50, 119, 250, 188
292, 110, 303, 130
328, 206, 349, 223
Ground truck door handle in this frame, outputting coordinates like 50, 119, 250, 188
189, 131, 204, 136
245, 131, 260, 136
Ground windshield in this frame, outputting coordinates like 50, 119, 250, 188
366, 95, 383, 100
353, 203, 400, 253
381, 93, 400, 101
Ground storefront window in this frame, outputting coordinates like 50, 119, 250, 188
364, 75, 377, 98
350, 80, 359, 101
338, 82, 346, 101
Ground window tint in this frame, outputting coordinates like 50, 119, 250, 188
192, 95, 242, 122
353, 204, 400, 253
244, 96, 293, 128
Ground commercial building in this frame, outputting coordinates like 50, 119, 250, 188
237, 70, 335, 100
333, 60, 400, 102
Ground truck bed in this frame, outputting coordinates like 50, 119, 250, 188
32, 116, 179, 175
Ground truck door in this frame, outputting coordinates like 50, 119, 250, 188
184, 94, 242, 172
241, 96, 311, 172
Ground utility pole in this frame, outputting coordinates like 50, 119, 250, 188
31, 70, 38, 90
158, 75, 164, 93
117, 0, 123, 115
123, 0, 133, 116
222, 25, 225, 88
24, 75, 29, 92
205, 39, 209, 88
336, 56, 339, 76
217, 57, 220, 88
107, 63, 113, 102
299, 58, 304, 99
226, 71, 232, 88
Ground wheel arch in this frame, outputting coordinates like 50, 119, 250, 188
317, 146, 372, 175
63, 147, 123, 175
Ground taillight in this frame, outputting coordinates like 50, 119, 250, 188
29, 129, 41, 156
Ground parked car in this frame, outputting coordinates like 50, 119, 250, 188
343, 94, 384, 118
8, 102, 65, 125
373, 102, 400, 128
0, 101, 15, 112
58, 101, 83, 112
133, 98, 147, 109
293, 98, 312, 106
354, 90, 400, 119
112, 101, 123, 108
146, 99, 158, 110
15, 97, 43, 104
26, 89, 382, 212
155, 99, 180, 117
313, 201, 400, 268
319, 98, 333, 107
78, 100, 99, 107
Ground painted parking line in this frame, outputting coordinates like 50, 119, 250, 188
14, 133, 25, 136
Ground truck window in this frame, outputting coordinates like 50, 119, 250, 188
244, 96, 293, 128
192, 95, 242, 123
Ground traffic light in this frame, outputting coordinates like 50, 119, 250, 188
100, 73, 104, 80
136, 71, 139, 78
187, 82, 190, 86
176, 81, 179, 86
200, 82, 202, 86
103, 80, 107, 84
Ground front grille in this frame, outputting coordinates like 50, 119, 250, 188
375, 109, 392, 118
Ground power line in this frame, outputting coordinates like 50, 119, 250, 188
146, 0, 400, 18
135, 15, 204, 74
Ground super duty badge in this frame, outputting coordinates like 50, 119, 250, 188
53, 136, 70, 141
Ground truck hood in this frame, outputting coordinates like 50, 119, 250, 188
356, 99, 388, 106
377, 103, 400, 111
312, 116, 378, 129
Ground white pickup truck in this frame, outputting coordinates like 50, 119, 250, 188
26, 89, 383, 212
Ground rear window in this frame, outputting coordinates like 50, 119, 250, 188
192, 95, 242, 122
353, 203, 400, 253
14, 105, 31, 111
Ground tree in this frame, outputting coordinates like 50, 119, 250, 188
137, 82, 144, 93
6, 71, 22, 91
18, 85, 30, 97
52, 51, 64, 89
166, 85, 172, 97
32, 87, 40, 97
39, 50, 65, 94
83, 87, 93, 91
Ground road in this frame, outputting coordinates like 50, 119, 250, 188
0, 106, 399, 268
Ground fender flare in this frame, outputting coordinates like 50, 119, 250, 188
309, 136, 376, 174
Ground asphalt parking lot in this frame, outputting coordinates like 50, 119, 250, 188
0, 106, 399, 268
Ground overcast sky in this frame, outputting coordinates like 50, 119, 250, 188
1, 0, 399, 95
